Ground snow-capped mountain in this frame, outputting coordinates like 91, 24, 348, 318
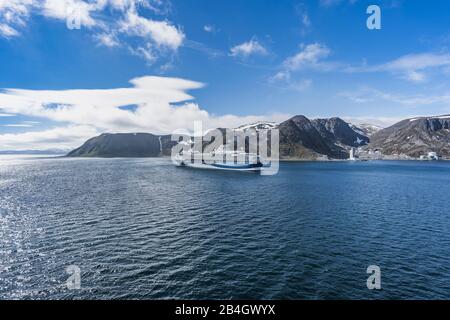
278, 116, 371, 160
350, 123, 383, 137
368, 115, 450, 158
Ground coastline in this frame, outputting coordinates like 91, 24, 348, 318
6, 154, 449, 162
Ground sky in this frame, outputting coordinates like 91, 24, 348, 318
1, 0, 450, 150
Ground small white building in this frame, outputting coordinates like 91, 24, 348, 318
427, 152, 439, 160
420, 152, 439, 160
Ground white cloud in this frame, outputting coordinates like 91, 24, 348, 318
2, 123, 33, 127
340, 87, 450, 106
0, 125, 99, 150
129, 44, 157, 64
270, 43, 331, 86
0, 0, 184, 63
0, 0, 32, 21
348, 52, 450, 83
270, 71, 291, 82
0, 0, 33, 37
377, 53, 450, 82
104, 0, 135, 11
94, 31, 120, 47
119, 9, 184, 50
203, 24, 214, 33
41, 0, 97, 28
0, 22, 19, 37
0, 75, 289, 149
274, 45, 450, 84
283, 43, 331, 71
0, 0, 103, 37
270, 44, 450, 88
184, 39, 224, 58
230, 39, 267, 58
268, 71, 312, 92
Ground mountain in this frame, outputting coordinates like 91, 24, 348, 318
278, 116, 350, 159
368, 115, 450, 158
64, 114, 450, 160
67, 133, 176, 157
233, 116, 369, 160
67, 117, 370, 159
311, 117, 369, 148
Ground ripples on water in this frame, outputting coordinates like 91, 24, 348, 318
1, 155, 450, 299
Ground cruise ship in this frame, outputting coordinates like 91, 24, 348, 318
174, 150, 266, 173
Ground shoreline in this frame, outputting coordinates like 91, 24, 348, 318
280, 158, 450, 162
5, 154, 449, 162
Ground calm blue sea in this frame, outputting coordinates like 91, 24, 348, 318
1, 155, 450, 299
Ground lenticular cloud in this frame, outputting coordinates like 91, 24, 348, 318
0, 75, 288, 150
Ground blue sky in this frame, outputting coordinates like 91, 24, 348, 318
1, 0, 450, 149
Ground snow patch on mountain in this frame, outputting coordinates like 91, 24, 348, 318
235, 121, 278, 131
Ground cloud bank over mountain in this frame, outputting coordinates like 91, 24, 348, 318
0, 75, 289, 150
